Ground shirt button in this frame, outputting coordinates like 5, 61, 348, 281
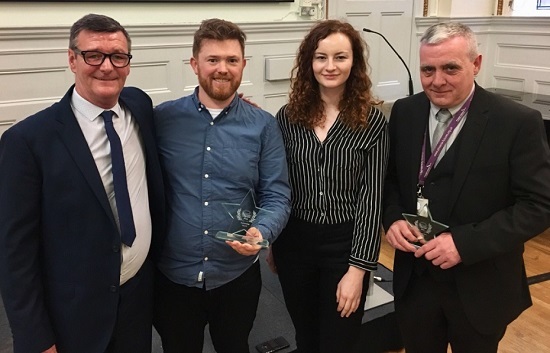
319, 191, 324, 196
204, 257, 209, 261
210, 122, 214, 126
206, 146, 211, 151
204, 201, 209, 206
198, 108, 202, 112
204, 230, 208, 235
204, 174, 209, 178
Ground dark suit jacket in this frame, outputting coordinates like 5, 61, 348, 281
0, 86, 165, 352
383, 84, 550, 335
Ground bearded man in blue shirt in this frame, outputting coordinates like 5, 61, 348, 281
153, 18, 291, 353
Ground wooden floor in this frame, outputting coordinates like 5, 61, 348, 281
378, 227, 550, 353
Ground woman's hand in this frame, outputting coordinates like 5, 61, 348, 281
336, 266, 366, 317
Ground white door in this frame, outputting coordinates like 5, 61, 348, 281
328, 0, 415, 100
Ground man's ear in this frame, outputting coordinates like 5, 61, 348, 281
68, 49, 77, 74
190, 56, 199, 75
473, 54, 482, 76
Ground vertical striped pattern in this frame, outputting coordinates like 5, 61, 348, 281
276, 105, 389, 270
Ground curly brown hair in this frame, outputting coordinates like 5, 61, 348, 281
287, 20, 378, 130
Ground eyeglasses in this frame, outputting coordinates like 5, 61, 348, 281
73, 48, 132, 68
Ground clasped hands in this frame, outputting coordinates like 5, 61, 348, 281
385, 220, 462, 269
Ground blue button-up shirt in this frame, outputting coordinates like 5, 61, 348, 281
154, 88, 291, 289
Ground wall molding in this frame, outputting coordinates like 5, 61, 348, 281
410, 16, 550, 99
0, 21, 312, 131
2, 17, 549, 133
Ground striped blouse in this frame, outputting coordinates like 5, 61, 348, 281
275, 105, 389, 271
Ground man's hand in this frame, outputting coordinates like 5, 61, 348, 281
265, 246, 277, 274
238, 92, 260, 108
385, 220, 424, 252
42, 344, 57, 353
226, 227, 262, 256
415, 232, 462, 269
336, 266, 366, 318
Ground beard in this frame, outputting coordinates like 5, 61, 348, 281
197, 74, 242, 102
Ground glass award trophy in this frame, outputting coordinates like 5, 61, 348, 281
402, 209, 448, 248
215, 190, 271, 248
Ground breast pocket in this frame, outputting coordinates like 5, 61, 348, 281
335, 148, 365, 175
220, 142, 260, 182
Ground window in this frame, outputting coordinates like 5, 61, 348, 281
508, 0, 550, 15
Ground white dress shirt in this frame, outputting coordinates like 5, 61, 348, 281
71, 89, 151, 285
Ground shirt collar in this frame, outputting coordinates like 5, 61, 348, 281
71, 88, 123, 121
191, 86, 239, 114
429, 84, 475, 118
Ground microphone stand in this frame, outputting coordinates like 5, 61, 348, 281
363, 28, 414, 96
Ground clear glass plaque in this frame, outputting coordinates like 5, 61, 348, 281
402, 209, 448, 248
215, 190, 271, 248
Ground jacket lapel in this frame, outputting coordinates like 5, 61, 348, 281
409, 95, 431, 199
448, 86, 490, 215
54, 86, 116, 223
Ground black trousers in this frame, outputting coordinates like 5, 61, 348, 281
106, 259, 154, 353
153, 261, 261, 353
272, 217, 369, 353
395, 271, 506, 353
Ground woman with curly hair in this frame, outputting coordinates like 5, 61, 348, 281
270, 20, 389, 352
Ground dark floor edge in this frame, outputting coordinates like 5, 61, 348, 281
527, 272, 550, 285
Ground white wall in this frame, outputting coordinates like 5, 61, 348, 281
2, 1, 550, 136
0, 1, 326, 136
504, 0, 550, 16
0, 1, 324, 27
0, 20, 313, 135
411, 16, 550, 120
422, 0, 495, 17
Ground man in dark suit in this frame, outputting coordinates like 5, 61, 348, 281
0, 14, 164, 353
383, 22, 550, 353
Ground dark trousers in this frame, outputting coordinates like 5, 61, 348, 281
153, 261, 262, 353
272, 217, 369, 353
106, 259, 154, 353
395, 271, 506, 353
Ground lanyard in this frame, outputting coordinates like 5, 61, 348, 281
417, 93, 474, 194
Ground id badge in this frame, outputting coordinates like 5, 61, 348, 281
417, 197, 429, 217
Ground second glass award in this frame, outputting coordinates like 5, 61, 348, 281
215, 189, 271, 248
402, 209, 448, 248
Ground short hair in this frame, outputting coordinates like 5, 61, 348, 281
420, 22, 478, 61
192, 18, 247, 57
287, 19, 376, 130
69, 14, 131, 52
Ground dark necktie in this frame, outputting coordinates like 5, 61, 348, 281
101, 110, 136, 247
432, 108, 453, 148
